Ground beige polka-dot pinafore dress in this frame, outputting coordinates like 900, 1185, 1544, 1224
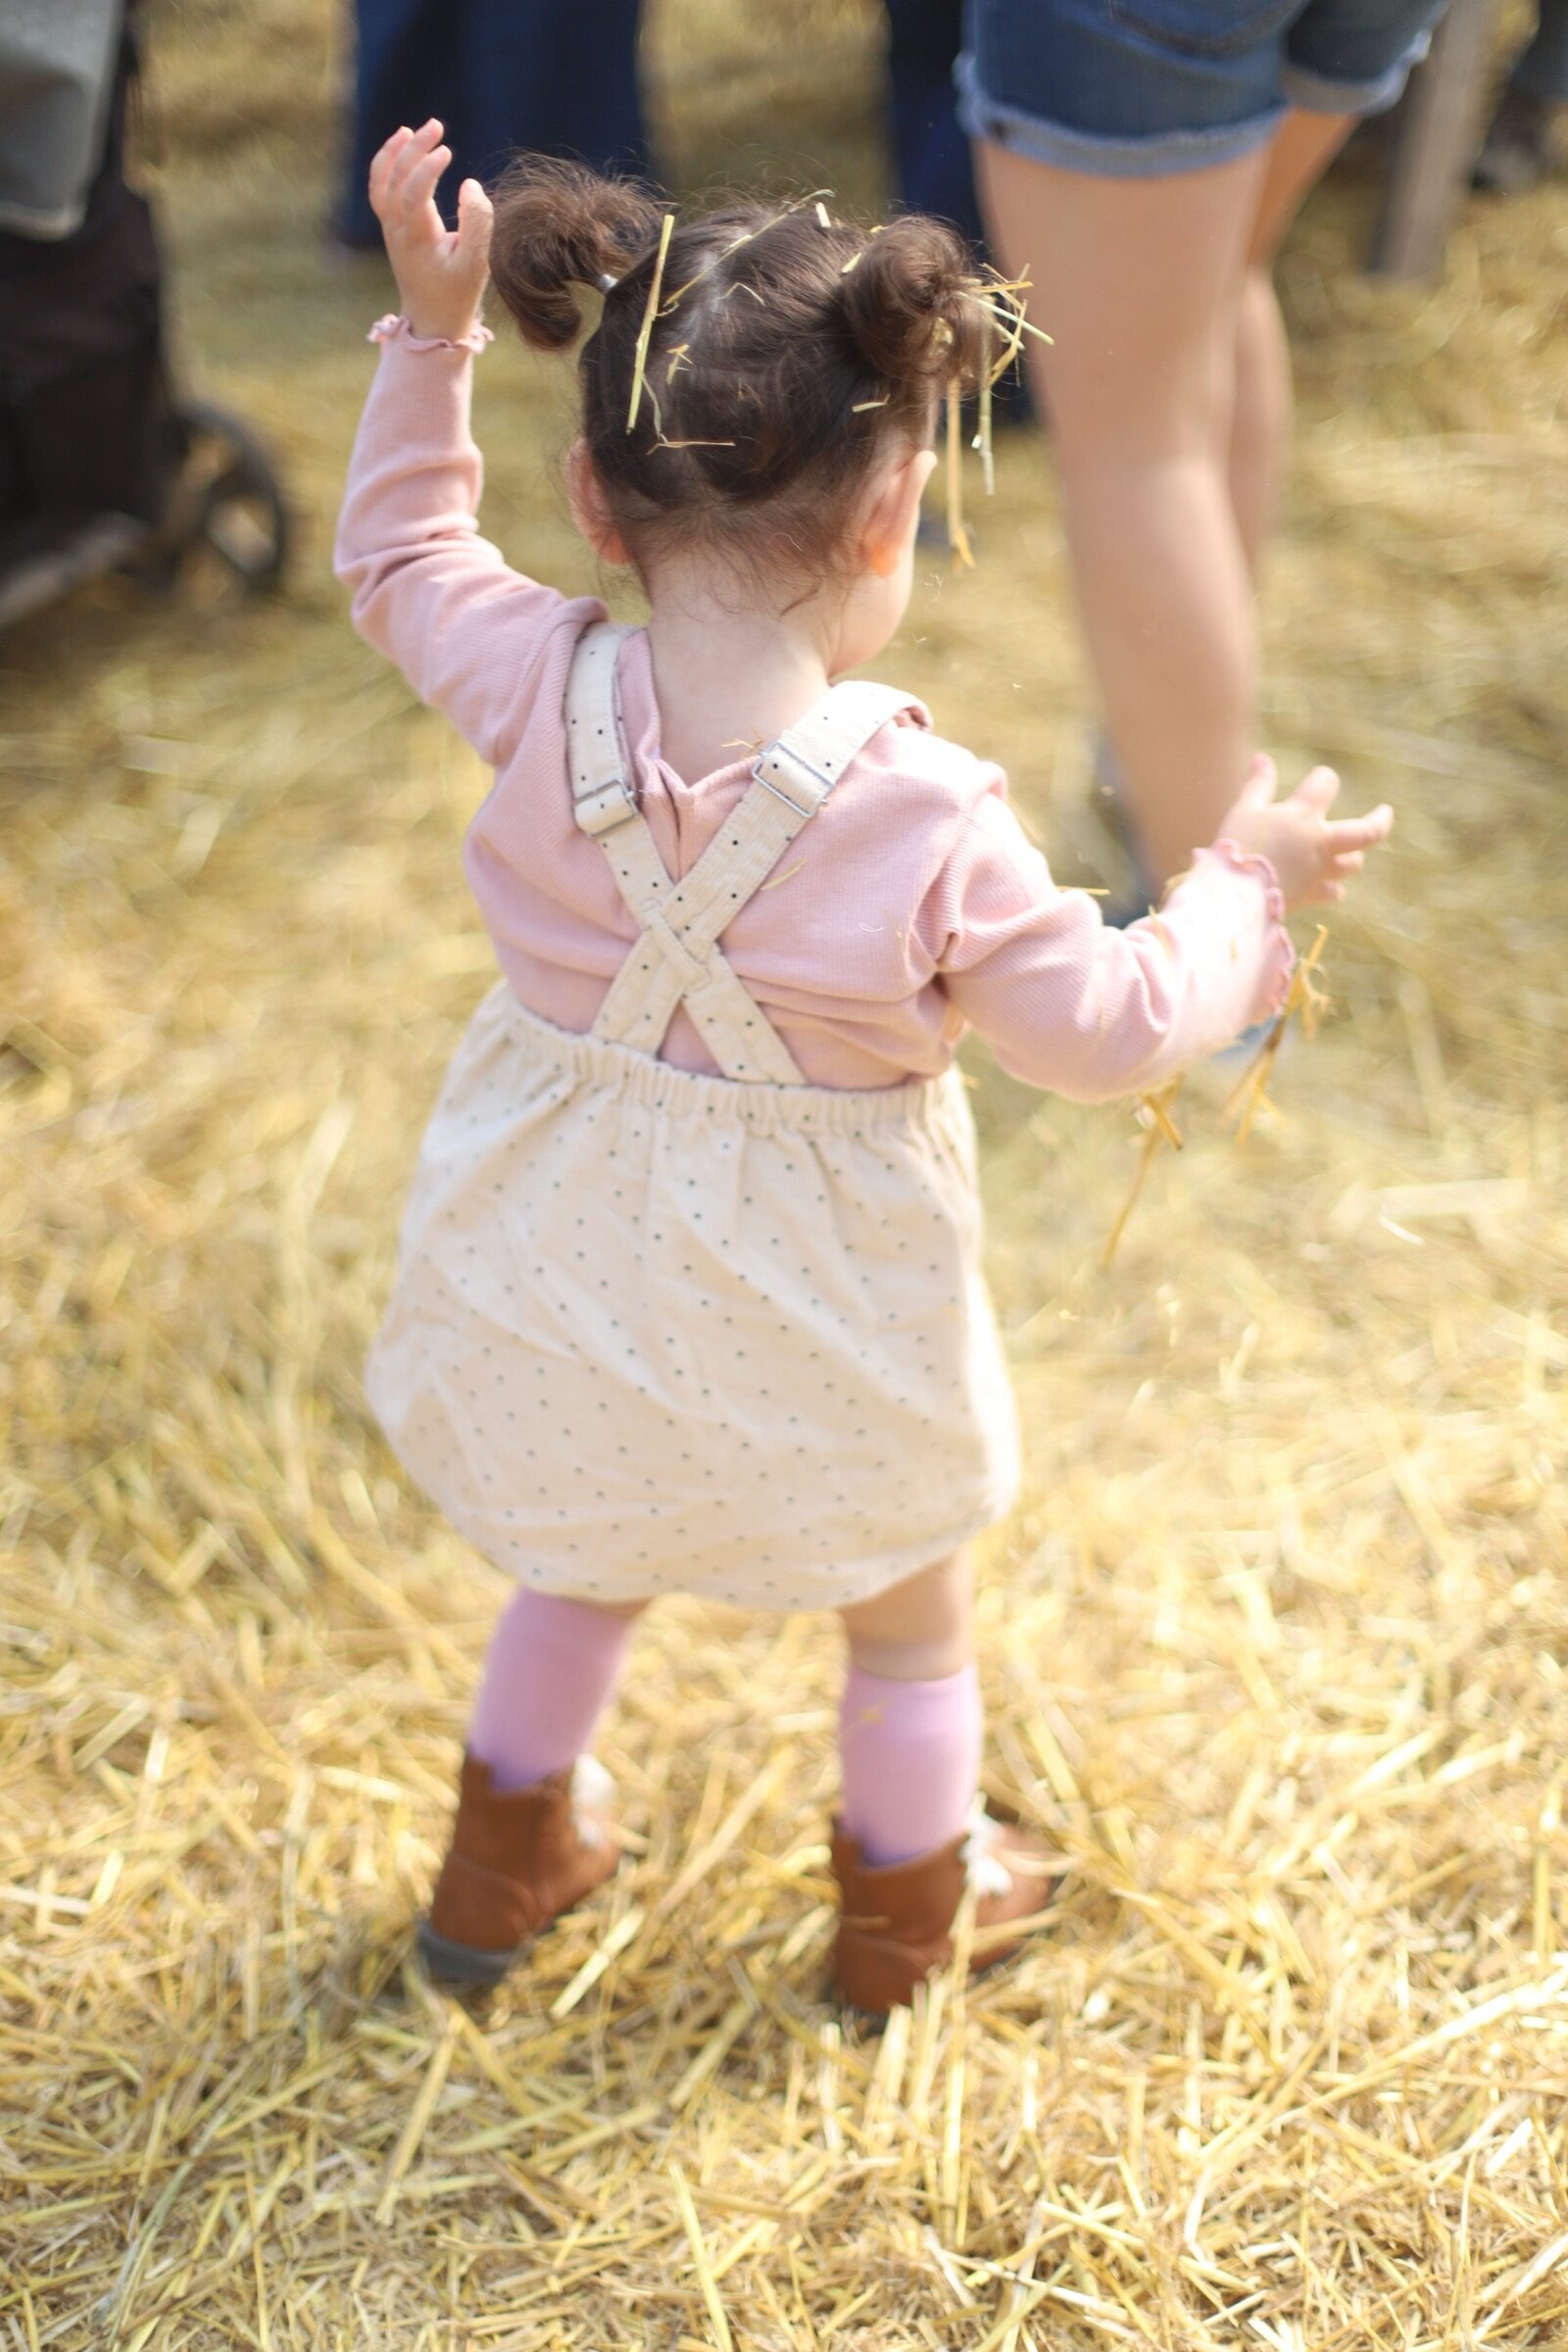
368, 622, 1019, 1608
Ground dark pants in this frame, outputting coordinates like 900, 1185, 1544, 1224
340, 0, 646, 244
886, 0, 1034, 416
1512, 0, 1568, 104
886, 0, 985, 248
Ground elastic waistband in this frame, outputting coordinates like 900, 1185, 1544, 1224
487, 986, 956, 1138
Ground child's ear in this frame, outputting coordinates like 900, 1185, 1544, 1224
860, 447, 938, 579
565, 440, 631, 566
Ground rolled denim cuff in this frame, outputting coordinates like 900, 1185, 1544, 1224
1281, 27, 1434, 120
956, 50, 1284, 178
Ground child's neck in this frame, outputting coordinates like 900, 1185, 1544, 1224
643, 575, 841, 788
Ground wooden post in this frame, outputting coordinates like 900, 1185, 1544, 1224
1369, 0, 1497, 278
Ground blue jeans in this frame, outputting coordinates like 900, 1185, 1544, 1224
888, 0, 988, 248
958, 0, 1451, 177
340, 0, 646, 245
886, 0, 1036, 416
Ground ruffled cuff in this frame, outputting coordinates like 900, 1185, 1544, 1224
1188, 837, 1296, 1018
368, 313, 494, 356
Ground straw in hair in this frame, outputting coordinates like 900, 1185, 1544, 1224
484, 159, 1040, 576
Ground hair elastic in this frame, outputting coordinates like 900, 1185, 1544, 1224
598, 272, 619, 294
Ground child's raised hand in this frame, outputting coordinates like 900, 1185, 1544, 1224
1219, 756, 1393, 911
369, 120, 493, 344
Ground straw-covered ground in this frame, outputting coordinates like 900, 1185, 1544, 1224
3, 2, 1566, 2344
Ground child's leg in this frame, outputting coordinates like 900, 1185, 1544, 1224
836, 1550, 981, 1866
468, 1587, 644, 1790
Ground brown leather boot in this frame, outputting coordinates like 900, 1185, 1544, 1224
831, 1805, 1057, 2015
417, 1752, 619, 1987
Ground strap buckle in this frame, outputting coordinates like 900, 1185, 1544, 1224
573, 776, 638, 838
752, 742, 830, 820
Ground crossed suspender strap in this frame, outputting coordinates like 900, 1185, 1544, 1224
565, 620, 911, 1085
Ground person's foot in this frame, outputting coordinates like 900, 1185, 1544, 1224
1473, 85, 1558, 194
830, 1802, 1058, 2015
417, 1752, 619, 1986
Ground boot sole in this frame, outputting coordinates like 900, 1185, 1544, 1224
416, 1919, 522, 1987
416, 1849, 619, 1988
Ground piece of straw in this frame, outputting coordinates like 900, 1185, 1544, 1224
1102, 927, 1332, 1266
946, 379, 974, 570
671, 2162, 735, 2352
1102, 1081, 1184, 1269
660, 225, 758, 315
374, 2001, 462, 2226
627, 212, 674, 433
1222, 925, 1331, 1140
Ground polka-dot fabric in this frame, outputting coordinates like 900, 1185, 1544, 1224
368, 986, 1019, 1610
567, 620, 916, 1091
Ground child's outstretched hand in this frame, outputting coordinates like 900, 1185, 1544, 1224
369, 119, 493, 344
1219, 756, 1393, 911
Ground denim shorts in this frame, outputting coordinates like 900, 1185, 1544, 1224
957, 0, 1451, 176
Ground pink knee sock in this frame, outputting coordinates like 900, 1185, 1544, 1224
467, 1588, 632, 1791
838, 1661, 983, 1867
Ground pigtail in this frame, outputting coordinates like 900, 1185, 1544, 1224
836, 217, 991, 399
488, 158, 663, 352
837, 215, 1033, 565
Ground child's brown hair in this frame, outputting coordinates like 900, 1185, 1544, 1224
487, 161, 1017, 583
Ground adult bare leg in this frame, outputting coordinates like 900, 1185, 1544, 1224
977, 142, 1268, 885
1231, 109, 1355, 578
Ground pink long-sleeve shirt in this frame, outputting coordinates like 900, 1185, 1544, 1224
336, 323, 1294, 1099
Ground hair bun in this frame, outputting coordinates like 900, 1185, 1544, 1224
837, 215, 986, 393
488, 158, 663, 351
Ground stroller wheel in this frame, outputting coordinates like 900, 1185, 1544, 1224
170, 399, 289, 588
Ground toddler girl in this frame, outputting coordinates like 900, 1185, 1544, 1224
337, 122, 1392, 2013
